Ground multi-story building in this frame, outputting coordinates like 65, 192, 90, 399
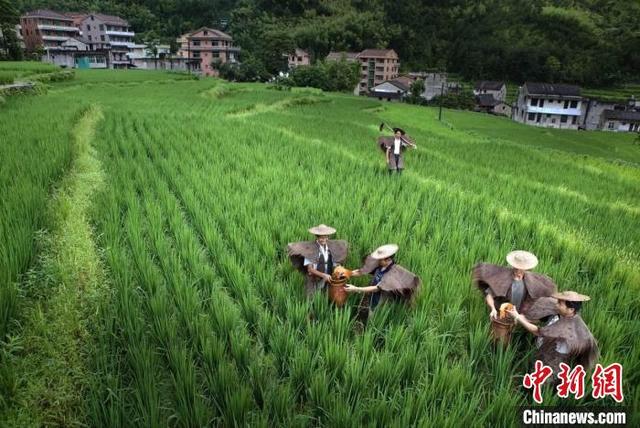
513, 82, 584, 129
177, 27, 240, 76
356, 49, 399, 95
73, 13, 135, 68
20, 10, 81, 53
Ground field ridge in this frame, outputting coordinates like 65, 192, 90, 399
1, 105, 108, 426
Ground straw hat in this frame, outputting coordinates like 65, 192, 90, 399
308, 224, 336, 236
370, 244, 399, 260
506, 250, 538, 270
552, 291, 591, 302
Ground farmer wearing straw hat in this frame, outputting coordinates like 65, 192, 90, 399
377, 127, 416, 174
472, 250, 557, 345
345, 244, 421, 319
508, 291, 599, 375
287, 224, 348, 297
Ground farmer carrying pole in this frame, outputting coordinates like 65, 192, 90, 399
508, 291, 599, 378
377, 123, 416, 174
346, 244, 420, 323
287, 224, 348, 298
472, 251, 557, 346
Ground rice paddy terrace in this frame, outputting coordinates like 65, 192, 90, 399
1, 69, 639, 427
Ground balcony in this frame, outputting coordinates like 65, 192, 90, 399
42, 35, 71, 42
187, 45, 240, 52
527, 105, 581, 116
109, 41, 136, 49
38, 24, 79, 32
106, 30, 135, 37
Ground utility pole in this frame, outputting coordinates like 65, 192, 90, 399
438, 80, 444, 121
187, 35, 191, 75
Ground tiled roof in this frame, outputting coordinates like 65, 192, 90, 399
358, 49, 398, 59
23, 10, 73, 21
475, 81, 505, 91
603, 109, 640, 121
525, 82, 581, 97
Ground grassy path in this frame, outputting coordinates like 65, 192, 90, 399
2, 106, 108, 427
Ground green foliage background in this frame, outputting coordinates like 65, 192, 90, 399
6, 0, 640, 85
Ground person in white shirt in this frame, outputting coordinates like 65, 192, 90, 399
377, 127, 416, 174
286, 224, 349, 298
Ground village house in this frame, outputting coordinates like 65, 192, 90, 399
475, 93, 512, 117
177, 27, 240, 76
601, 110, 640, 132
474, 81, 506, 102
70, 13, 135, 68
325, 51, 359, 63
356, 49, 400, 95
20, 10, 81, 54
288, 48, 310, 69
369, 75, 413, 101
513, 82, 584, 129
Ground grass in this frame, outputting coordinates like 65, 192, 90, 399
0, 69, 638, 426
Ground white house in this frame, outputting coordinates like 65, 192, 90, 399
601, 110, 640, 132
513, 82, 583, 129
474, 81, 506, 102
369, 78, 411, 101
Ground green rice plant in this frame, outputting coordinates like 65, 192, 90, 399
2, 70, 639, 425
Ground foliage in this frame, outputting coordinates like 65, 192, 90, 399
288, 59, 359, 92
428, 90, 476, 110
12, 1, 640, 86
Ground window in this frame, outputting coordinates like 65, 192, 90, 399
528, 112, 535, 121
192, 51, 200, 58
212, 52, 219, 58
88, 35, 92, 41
193, 40, 200, 46
536, 113, 542, 122
546, 114, 550, 118
297, 56, 302, 61
551, 118, 556, 124
213, 41, 219, 46
530, 98, 538, 107
564, 100, 569, 109
608, 122, 614, 129
99, 24, 104, 31
86, 25, 91, 31
561, 115, 568, 123
539, 99, 545, 108
570, 100, 578, 108
572, 116, 577, 124
100, 35, 105, 41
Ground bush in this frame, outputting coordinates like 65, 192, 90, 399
427, 90, 476, 110
289, 59, 359, 92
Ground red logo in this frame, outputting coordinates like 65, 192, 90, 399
556, 363, 586, 399
592, 363, 624, 402
523, 360, 553, 404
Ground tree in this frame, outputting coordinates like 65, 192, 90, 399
0, 0, 22, 60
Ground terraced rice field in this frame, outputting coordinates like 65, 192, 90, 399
1, 69, 638, 426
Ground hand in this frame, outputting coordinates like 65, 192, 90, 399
344, 284, 359, 293
351, 269, 361, 277
507, 307, 519, 320
489, 308, 498, 320
323, 273, 332, 283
